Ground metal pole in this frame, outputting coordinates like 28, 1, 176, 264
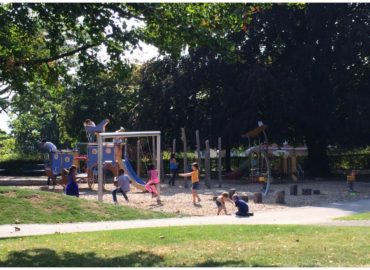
196, 130, 201, 171
152, 136, 156, 165
137, 139, 141, 177
218, 137, 222, 188
181, 128, 188, 188
124, 139, 128, 159
156, 134, 161, 202
98, 134, 103, 202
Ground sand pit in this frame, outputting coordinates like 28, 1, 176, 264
18, 178, 370, 217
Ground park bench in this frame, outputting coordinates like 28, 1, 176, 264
21, 164, 45, 175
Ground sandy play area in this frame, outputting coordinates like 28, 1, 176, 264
19, 178, 370, 217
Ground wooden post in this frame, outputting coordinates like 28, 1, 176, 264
229, 188, 236, 198
181, 128, 189, 188
205, 139, 211, 188
291, 154, 297, 174
275, 190, 285, 204
172, 139, 176, 153
196, 130, 201, 171
283, 156, 288, 175
290, 184, 298, 196
217, 137, 222, 188
136, 139, 141, 177
254, 192, 262, 203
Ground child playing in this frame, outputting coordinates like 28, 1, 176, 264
65, 165, 79, 197
83, 119, 110, 142
232, 194, 250, 217
112, 169, 130, 204
145, 164, 160, 198
179, 162, 201, 205
169, 153, 178, 186
216, 192, 233, 215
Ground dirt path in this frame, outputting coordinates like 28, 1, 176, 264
1, 198, 369, 239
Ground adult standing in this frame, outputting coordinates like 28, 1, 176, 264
39, 139, 58, 185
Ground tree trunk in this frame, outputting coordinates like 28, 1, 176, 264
306, 136, 330, 177
225, 138, 231, 172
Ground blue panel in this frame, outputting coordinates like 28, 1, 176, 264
87, 145, 115, 169
103, 146, 115, 165
62, 154, 74, 170
51, 152, 62, 175
87, 146, 98, 169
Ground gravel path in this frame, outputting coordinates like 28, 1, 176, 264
1, 198, 369, 238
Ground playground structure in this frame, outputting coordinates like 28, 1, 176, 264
43, 118, 308, 200
241, 124, 272, 196
225, 124, 307, 184
96, 131, 161, 202
224, 124, 272, 195
45, 150, 84, 187
268, 143, 307, 181
44, 121, 160, 196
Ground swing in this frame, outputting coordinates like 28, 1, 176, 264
139, 137, 160, 196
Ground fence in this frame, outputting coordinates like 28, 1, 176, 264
2, 152, 370, 177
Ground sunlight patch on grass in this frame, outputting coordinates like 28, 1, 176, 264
0, 225, 369, 267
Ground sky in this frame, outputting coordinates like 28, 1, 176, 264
0, 42, 159, 134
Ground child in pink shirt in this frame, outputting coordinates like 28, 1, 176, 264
145, 164, 160, 197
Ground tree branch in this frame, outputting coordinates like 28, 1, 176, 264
0, 85, 11, 95
105, 4, 145, 21
0, 43, 98, 67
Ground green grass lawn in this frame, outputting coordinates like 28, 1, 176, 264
336, 212, 370, 221
0, 187, 173, 224
0, 225, 369, 267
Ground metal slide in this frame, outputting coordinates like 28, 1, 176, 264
119, 159, 146, 192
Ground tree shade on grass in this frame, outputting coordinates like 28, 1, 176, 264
0, 187, 173, 225
0, 225, 369, 267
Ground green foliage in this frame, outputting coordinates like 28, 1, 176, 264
62, 60, 137, 142
0, 187, 173, 224
0, 225, 369, 266
0, 131, 15, 160
132, 3, 370, 176
0, 3, 144, 149
1, 3, 369, 177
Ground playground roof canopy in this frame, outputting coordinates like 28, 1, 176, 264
241, 125, 268, 138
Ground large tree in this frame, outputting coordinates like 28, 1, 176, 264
132, 3, 370, 176
1, 3, 369, 177
242, 3, 370, 175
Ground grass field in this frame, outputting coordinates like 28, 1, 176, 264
0, 225, 369, 267
0, 187, 173, 224
336, 212, 370, 221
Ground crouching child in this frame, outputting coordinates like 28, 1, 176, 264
232, 194, 252, 217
